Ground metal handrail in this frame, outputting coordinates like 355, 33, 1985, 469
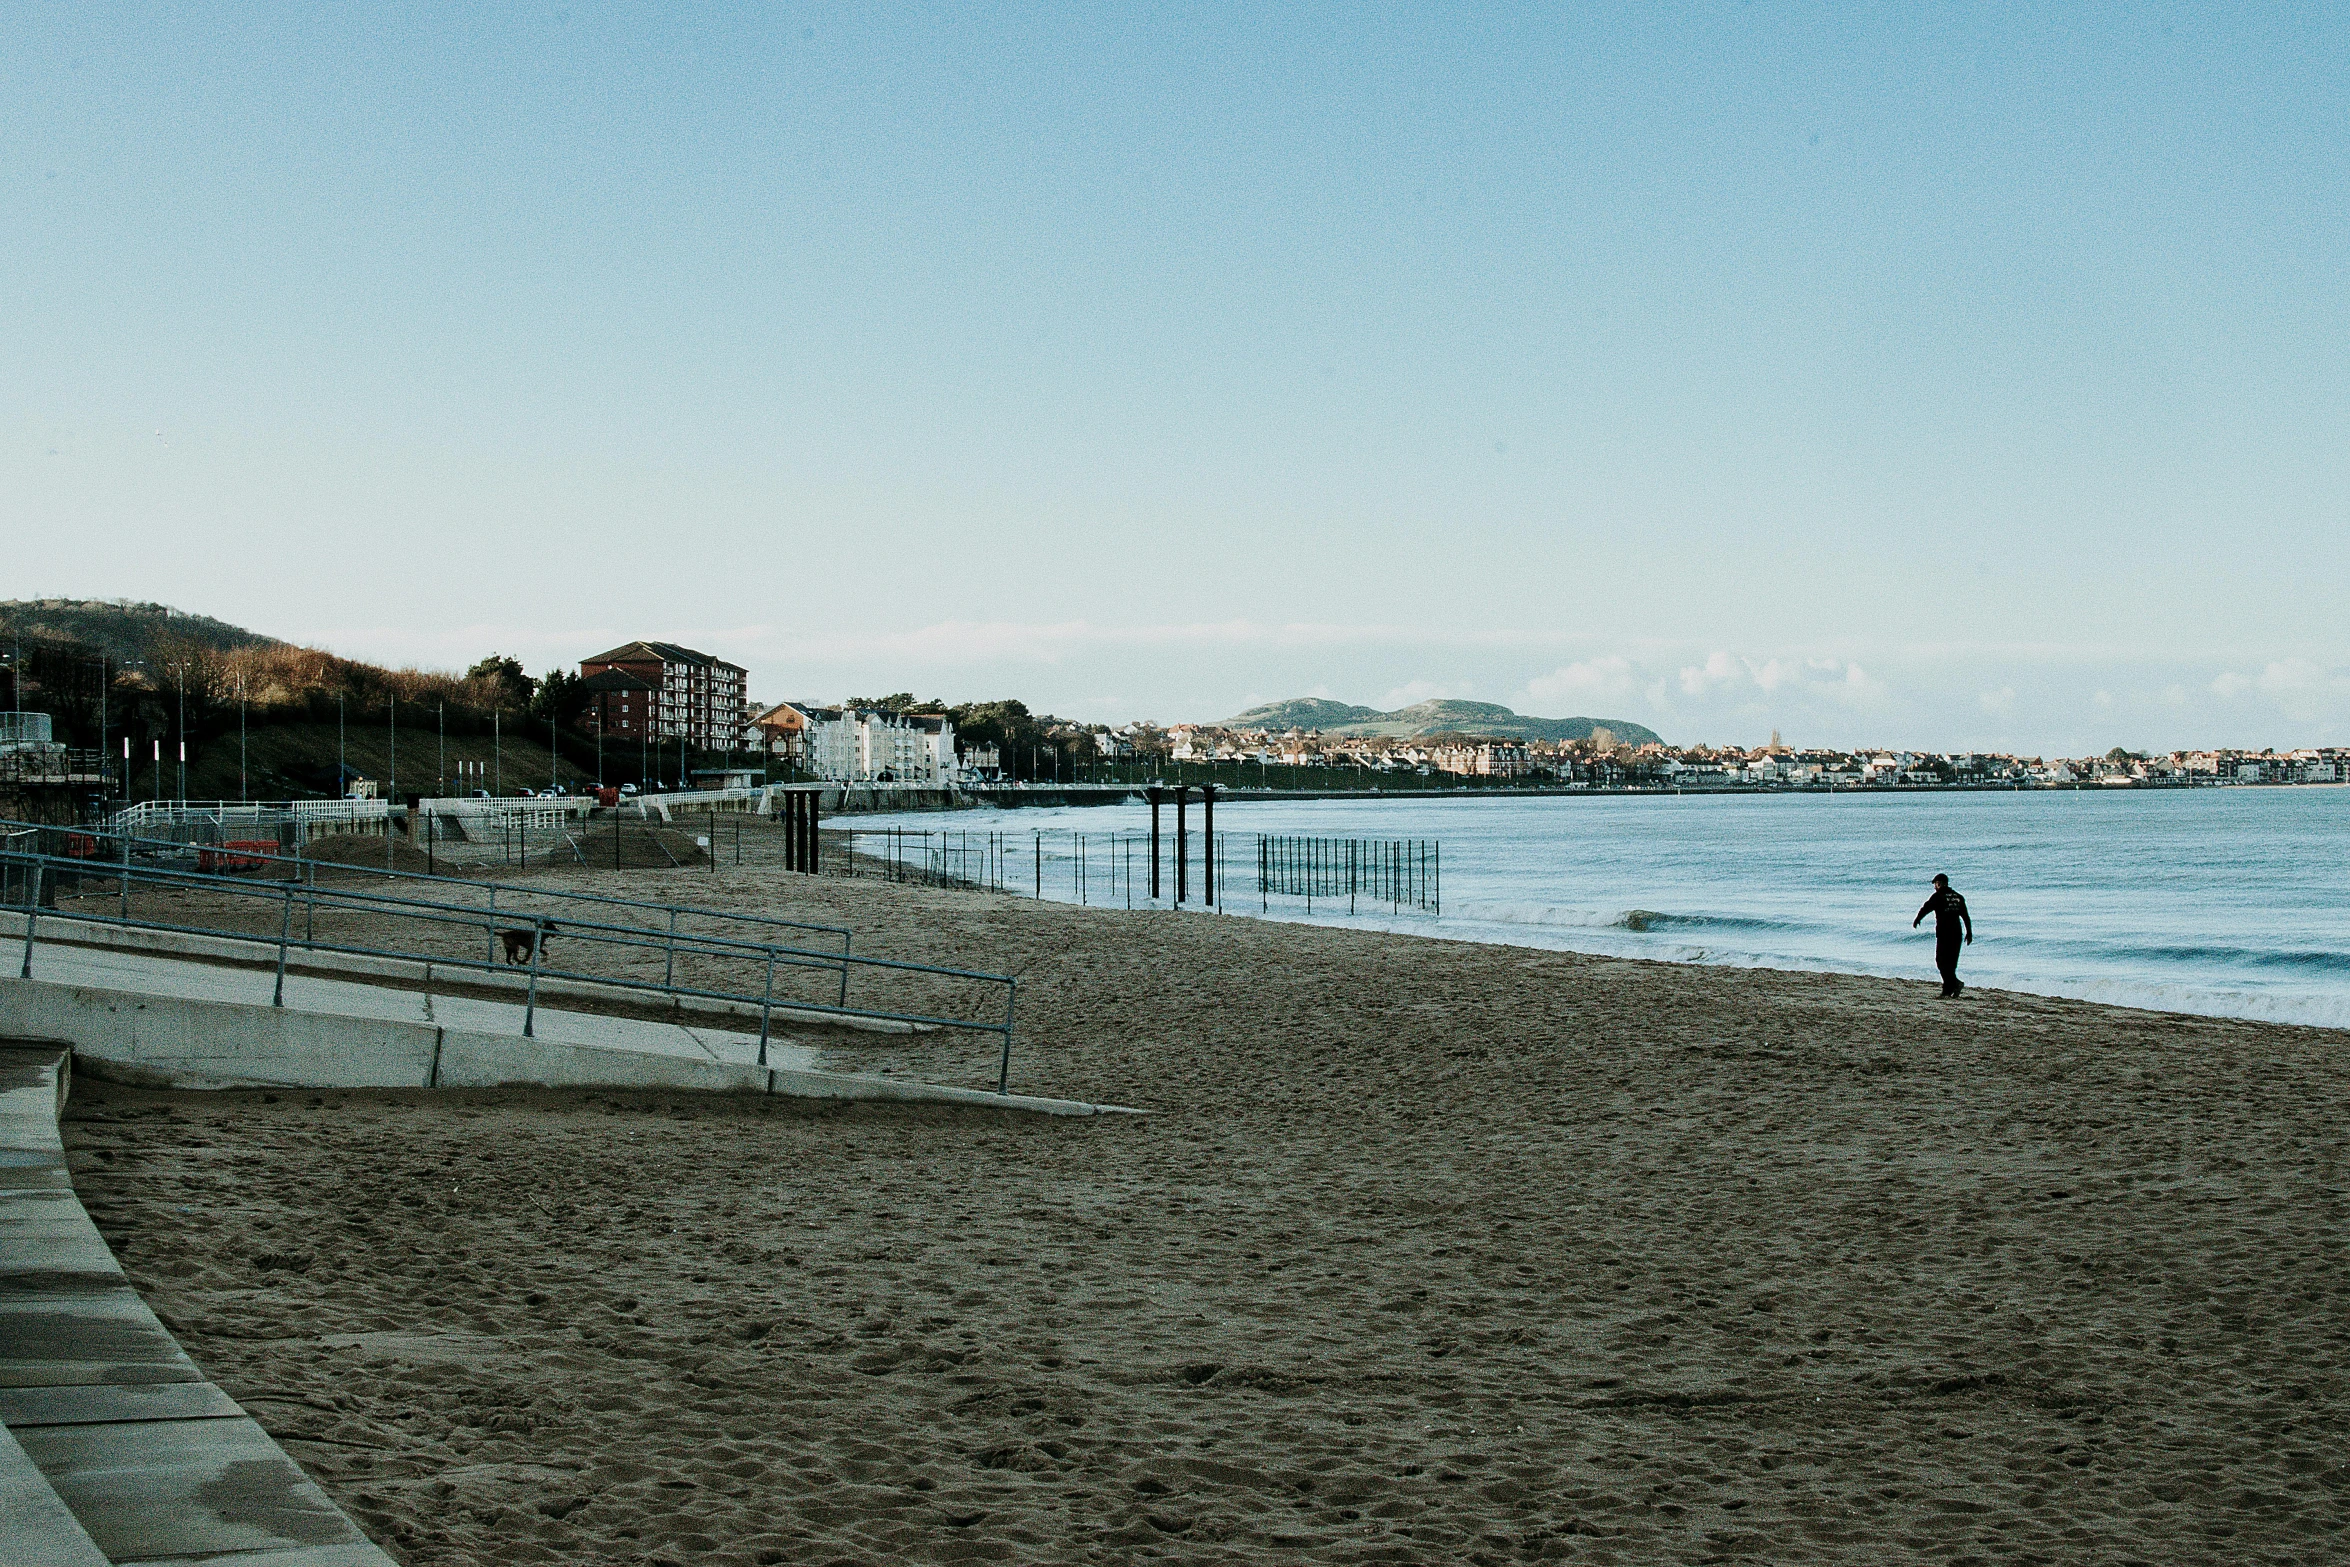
5, 848, 1021, 1092
3, 817, 855, 955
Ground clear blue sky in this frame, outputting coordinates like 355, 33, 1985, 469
7, 5, 2345, 752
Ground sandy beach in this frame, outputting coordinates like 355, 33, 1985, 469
59, 862, 2349, 1565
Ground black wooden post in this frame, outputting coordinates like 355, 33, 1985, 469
1201, 783, 1215, 906
1175, 785, 1189, 905
1147, 787, 1161, 900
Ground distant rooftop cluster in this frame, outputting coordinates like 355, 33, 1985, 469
1062, 721, 2350, 789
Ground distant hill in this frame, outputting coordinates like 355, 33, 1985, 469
1220, 695, 1662, 748
1222, 697, 1386, 730
0, 598, 281, 669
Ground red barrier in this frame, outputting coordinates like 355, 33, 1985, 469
197, 839, 280, 874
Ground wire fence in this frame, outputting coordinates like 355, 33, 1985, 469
844, 827, 1439, 916
1256, 834, 1440, 915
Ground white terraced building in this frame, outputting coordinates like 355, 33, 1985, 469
757, 703, 956, 783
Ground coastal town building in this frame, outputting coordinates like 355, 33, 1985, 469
748, 701, 810, 761
753, 702, 957, 783
1431, 741, 1535, 778
577, 668, 658, 741
579, 641, 750, 751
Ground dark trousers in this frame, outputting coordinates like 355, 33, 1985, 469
1936, 934, 1962, 996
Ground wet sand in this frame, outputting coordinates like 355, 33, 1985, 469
58, 865, 2350, 1565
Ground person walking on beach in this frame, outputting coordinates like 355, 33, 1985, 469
1913, 874, 1973, 997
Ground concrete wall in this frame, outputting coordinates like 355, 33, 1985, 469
0, 971, 1122, 1115
0, 981, 437, 1091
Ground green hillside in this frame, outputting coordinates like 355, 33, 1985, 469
1219, 695, 1663, 748
0, 598, 280, 667
1222, 697, 1386, 729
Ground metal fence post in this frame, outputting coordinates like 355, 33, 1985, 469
524, 917, 546, 1037
272, 885, 294, 1006
19, 861, 41, 979
757, 947, 776, 1066
664, 906, 678, 987
997, 976, 1017, 1094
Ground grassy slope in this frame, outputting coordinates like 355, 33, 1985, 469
163, 722, 626, 802
0, 598, 278, 664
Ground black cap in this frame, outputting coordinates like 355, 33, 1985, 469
1932, 873, 1948, 885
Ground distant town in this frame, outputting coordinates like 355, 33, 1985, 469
0, 603, 2341, 805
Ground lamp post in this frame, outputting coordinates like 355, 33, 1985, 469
168, 661, 189, 801
337, 694, 346, 799
238, 678, 246, 802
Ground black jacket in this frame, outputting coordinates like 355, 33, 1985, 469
1914, 886, 1972, 941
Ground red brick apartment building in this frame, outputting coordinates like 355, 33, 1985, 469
578, 641, 750, 750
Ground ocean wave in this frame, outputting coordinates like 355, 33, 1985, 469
1998, 975, 2350, 1032
1450, 900, 1803, 936
2114, 943, 2350, 975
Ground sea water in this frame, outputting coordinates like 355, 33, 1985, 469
847, 788, 2350, 1031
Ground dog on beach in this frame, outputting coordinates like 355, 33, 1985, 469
497, 924, 558, 965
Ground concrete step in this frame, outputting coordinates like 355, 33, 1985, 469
0, 1044, 398, 1566
0, 1415, 109, 1567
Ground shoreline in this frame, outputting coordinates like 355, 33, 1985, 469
830, 788, 2350, 1035
1132, 896, 2350, 1036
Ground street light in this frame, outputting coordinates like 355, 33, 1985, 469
167, 661, 189, 802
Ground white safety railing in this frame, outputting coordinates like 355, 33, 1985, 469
108, 799, 394, 831
635, 786, 765, 821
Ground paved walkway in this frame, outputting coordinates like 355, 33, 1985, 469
1, 1045, 399, 1564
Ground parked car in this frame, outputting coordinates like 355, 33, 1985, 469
618, 782, 639, 796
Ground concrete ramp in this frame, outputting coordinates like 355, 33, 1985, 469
2, 943, 1129, 1116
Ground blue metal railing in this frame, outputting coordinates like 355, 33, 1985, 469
4, 841, 1021, 1094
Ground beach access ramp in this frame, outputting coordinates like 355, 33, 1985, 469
0, 833, 1129, 1116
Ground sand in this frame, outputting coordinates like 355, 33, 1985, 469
57, 862, 2350, 1565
